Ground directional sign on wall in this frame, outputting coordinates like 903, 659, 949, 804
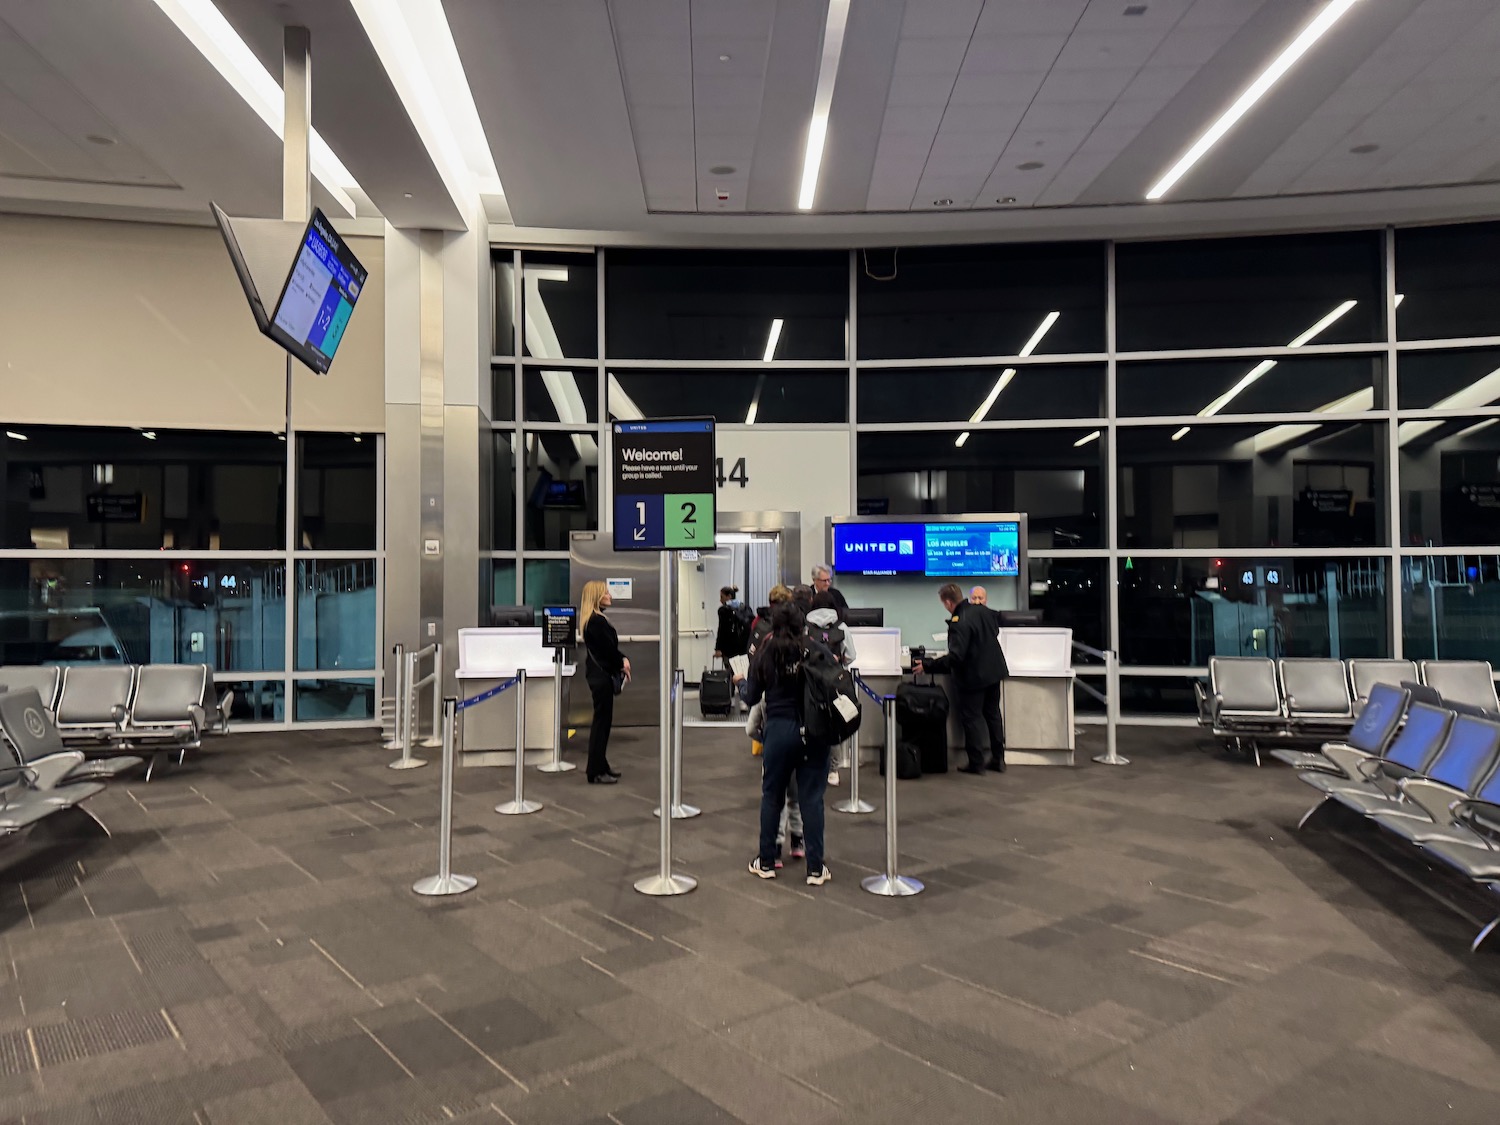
612, 418, 716, 552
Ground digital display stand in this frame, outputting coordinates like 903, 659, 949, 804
542, 605, 577, 649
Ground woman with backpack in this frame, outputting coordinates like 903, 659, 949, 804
806, 589, 856, 786
742, 601, 831, 886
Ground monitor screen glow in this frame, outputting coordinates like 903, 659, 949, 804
833, 521, 1020, 578
268, 209, 367, 374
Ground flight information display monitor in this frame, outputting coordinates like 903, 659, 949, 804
833, 521, 1020, 577
268, 209, 367, 374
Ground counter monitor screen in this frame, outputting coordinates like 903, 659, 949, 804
833, 521, 1020, 578
268, 208, 367, 374
490, 605, 534, 628
542, 605, 577, 648
843, 608, 885, 627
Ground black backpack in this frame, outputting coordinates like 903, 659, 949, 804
804, 621, 845, 661
800, 642, 861, 745
724, 602, 754, 654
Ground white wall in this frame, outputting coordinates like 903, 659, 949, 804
0, 214, 385, 433
713, 426, 850, 585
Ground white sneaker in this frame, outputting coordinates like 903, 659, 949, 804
748, 857, 776, 879
827, 770, 840, 786
806, 865, 832, 886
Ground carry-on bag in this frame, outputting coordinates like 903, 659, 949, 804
700, 668, 734, 718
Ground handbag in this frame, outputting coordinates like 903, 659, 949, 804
587, 647, 626, 695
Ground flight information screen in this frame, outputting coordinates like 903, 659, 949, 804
832, 521, 1020, 577
270, 209, 367, 374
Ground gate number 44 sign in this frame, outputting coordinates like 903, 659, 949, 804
715, 457, 748, 488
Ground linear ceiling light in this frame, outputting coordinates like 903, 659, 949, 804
1074, 431, 1101, 448
1145, 0, 1363, 200
797, 0, 851, 210
1170, 427, 1190, 441
150, 0, 360, 215
1399, 366, 1500, 446
763, 319, 784, 363
350, 0, 507, 215
745, 374, 767, 425
4, 431, 27, 441
1176, 300, 1357, 440
1252, 387, 1374, 454
607, 374, 644, 421
955, 312, 1058, 446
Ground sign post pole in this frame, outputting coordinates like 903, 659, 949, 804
617, 419, 715, 899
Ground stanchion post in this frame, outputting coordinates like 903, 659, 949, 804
862, 695, 923, 897
389, 647, 427, 770
537, 647, 576, 773
414, 697, 477, 896
496, 670, 542, 814
383, 643, 406, 752
656, 669, 700, 819
835, 681, 876, 815
1092, 648, 1130, 766
636, 551, 696, 896
419, 643, 443, 748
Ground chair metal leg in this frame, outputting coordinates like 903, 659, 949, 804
1297, 796, 1333, 830
1252, 741, 1262, 768
1471, 915, 1500, 954
30, 804, 110, 842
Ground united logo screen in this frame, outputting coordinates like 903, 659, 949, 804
833, 522, 1020, 577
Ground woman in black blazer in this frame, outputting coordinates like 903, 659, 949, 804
580, 580, 629, 783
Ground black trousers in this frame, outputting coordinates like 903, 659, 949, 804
956, 682, 1005, 769
586, 674, 614, 779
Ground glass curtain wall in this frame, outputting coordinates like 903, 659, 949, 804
0, 425, 383, 726
490, 221, 1500, 715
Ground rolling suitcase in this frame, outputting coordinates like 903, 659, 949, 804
700, 668, 734, 718
896, 675, 950, 775
878, 738, 923, 779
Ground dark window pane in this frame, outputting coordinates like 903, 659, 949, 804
1402, 555, 1500, 663
1120, 676, 1200, 716
1118, 423, 1387, 549
0, 558, 286, 670
1118, 355, 1384, 417
606, 249, 846, 360
859, 365, 1103, 423
294, 677, 375, 721
494, 253, 516, 356
857, 428, 1104, 549
217, 678, 285, 723
524, 368, 598, 423
296, 560, 377, 671
490, 432, 516, 551
491, 367, 515, 422
1116, 231, 1382, 351
857, 242, 1105, 359
524, 560, 570, 617
1027, 557, 1106, 653
482, 559, 517, 610
523, 431, 598, 550
298, 433, 376, 550
609, 370, 847, 423
1, 425, 284, 550
1396, 222, 1500, 341
523, 251, 597, 359
1396, 347, 1500, 410
1401, 416, 1500, 547
1118, 555, 1388, 666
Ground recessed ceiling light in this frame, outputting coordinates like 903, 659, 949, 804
933, 198, 953, 207
997, 196, 1017, 204
85, 134, 116, 146
1145, 0, 1363, 200
709, 164, 736, 175
1124, 4, 1148, 15
1017, 161, 1045, 170
1349, 143, 1379, 154
403, 192, 413, 198
719, 54, 731, 62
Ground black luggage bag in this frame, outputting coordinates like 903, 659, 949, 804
879, 738, 923, 779
896, 677, 950, 775
700, 668, 734, 718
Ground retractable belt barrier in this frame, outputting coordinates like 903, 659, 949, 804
383, 643, 407, 755
655, 669, 700, 820
1072, 641, 1127, 767
495, 669, 542, 817
837, 677, 879, 816
862, 686, 924, 898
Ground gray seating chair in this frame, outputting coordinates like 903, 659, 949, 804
0, 751, 108, 839
127, 664, 208, 746
54, 665, 135, 746
1279, 658, 1354, 735
0, 666, 62, 713
1295, 700, 1452, 828
1372, 721, 1500, 851
197, 667, 233, 736
1203, 657, 1285, 765
0, 688, 143, 784
1270, 682, 1408, 774
1349, 659, 1418, 704
1420, 660, 1500, 713
1411, 834, 1500, 951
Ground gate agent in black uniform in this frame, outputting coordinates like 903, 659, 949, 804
914, 582, 1009, 774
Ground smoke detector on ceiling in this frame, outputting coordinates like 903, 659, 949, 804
932, 198, 953, 207
715, 187, 730, 202
996, 196, 1018, 205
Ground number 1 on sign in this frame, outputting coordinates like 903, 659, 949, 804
636, 501, 646, 524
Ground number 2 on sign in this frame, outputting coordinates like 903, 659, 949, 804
714, 457, 749, 488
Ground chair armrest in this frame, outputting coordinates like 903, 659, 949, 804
24, 752, 86, 791
1397, 778, 1468, 826
187, 703, 206, 736
1319, 744, 1375, 780
1210, 692, 1225, 727
218, 691, 233, 732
